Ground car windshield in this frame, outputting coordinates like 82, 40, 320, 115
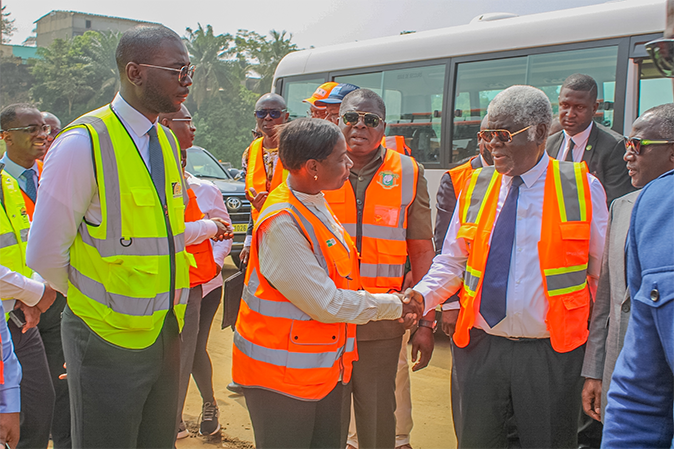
186, 147, 231, 180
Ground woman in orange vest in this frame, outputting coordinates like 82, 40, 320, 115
232, 118, 423, 449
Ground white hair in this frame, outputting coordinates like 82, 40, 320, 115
487, 85, 552, 141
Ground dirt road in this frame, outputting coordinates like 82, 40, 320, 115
177, 258, 456, 449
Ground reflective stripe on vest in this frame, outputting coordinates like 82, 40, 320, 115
447, 157, 478, 201
64, 105, 191, 349
245, 137, 287, 223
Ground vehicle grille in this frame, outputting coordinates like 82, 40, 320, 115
223, 194, 251, 224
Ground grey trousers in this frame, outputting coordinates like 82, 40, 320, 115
175, 285, 202, 432
62, 304, 181, 448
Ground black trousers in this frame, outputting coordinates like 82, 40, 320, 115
453, 329, 584, 449
9, 312, 55, 449
192, 286, 222, 404
37, 292, 71, 449
243, 383, 351, 449
61, 304, 180, 448
351, 336, 402, 449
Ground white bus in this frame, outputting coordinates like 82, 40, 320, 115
272, 0, 670, 211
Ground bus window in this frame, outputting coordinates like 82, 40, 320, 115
452, 46, 619, 163
638, 58, 674, 115
283, 78, 326, 120
335, 64, 446, 164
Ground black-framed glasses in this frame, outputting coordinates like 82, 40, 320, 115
255, 109, 286, 119
477, 125, 531, 143
341, 111, 383, 128
645, 38, 674, 78
2, 124, 51, 135
624, 136, 674, 155
170, 118, 193, 127
138, 63, 196, 82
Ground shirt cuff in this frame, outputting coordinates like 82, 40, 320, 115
20, 279, 46, 307
244, 235, 252, 248
0, 386, 21, 413
442, 302, 460, 311
371, 293, 403, 320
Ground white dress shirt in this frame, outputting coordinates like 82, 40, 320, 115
416, 155, 608, 339
26, 93, 216, 294
186, 172, 231, 296
558, 122, 593, 162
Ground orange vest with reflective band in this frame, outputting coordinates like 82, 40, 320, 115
447, 157, 478, 200
453, 158, 593, 353
245, 137, 287, 222
382, 136, 411, 156
19, 160, 43, 221
185, 187, 218, 288
232, 182, 360, 400
324, 148, 418, 293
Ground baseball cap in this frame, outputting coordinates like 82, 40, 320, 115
303, 82, 339, 106
314, 83, 360, 105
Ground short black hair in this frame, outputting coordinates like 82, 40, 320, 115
278, 118, 343, 171
643, 103, 674, 140
561, 74, 598, 102
115, 25, 182, 73
1, 103, 38, 131
340, 89, 386, 117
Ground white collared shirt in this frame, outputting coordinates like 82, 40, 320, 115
558, 122, 594, 162
415, 155, 608, 339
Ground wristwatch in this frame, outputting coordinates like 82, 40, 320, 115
418, 319, 437, 333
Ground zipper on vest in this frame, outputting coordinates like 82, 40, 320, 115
356, 198, 364, 253
163, 202, 176, 312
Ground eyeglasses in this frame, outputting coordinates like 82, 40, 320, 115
254, 109, 286, 119
645, 38, 674, 78
170, 118, 193, 127
2, 124, 51, 135
341, 111, 383, 128
477, 125, 532, 143
138, 63, 196, 83
624, 136, 674, 155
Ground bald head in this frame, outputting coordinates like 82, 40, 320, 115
256, 93, 286, 110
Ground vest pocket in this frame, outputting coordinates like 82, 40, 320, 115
104, 258, 160, 330
375, 238, 407, 288
559, 222, 591, 240
284, 320, 342, 387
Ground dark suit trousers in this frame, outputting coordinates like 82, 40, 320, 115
37, 292, 71, 449
454, 329, 584, 448
243, 382, 351, 449
9, 316, 55, 449
61, 304, 180, 448
351, 336, 402, 449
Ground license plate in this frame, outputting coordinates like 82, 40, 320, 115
232, 223, 248, 233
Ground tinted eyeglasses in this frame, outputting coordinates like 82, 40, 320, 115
624, 136, 674, 155
341, 111, 383, 128
255, 109, 286, 119
645, 38, 674, 78
2, 124, 51, 135
138, 63, 196, 83
477, 125, 531, 143
170, 118, 193, 127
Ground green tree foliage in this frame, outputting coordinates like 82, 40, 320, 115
0, 56, 34, 105
235, 29, 298, 93
1, 5, 16, 44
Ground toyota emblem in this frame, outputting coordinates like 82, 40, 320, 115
226, 197, 242, 212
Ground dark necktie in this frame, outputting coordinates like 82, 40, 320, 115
479, 175, 523, 327
21, 168, 37, 203
147, 126, 166, 206
564, 138, 576, 162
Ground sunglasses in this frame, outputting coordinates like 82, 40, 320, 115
645, 38, 674, 78
2, 124, 51, 135
341, 111, 383, 128
255, 109, 286, 119
624, 136, 674, 155
138, 63, 196, 83
477, 125, 531, 143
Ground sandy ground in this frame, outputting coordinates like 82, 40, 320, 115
177, 257, 457, 449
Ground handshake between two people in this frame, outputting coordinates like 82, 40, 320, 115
394, 288, 425, 330
210, 217, 234, 241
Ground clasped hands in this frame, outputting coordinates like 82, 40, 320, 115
211, 217, 234, 241
395, 288, 425, 329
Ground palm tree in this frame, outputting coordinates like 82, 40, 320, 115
235, 29, 299, 93
81, 30, 122, 104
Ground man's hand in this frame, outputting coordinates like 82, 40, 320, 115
211, 217, 234, 241
248, 187, 268, 211
401, 271, 414, 291
441, 309, 460, 337
239, 246, 250, 267
411, 323, 434, 371
0, 412, 20, 448
211, 264, 222, 281
582, 378, 603, 421
398, 289, 424, 329
16, 303, 40, 332
35, 284, 57, 313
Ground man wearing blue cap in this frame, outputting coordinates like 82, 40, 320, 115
315, 83, 360, 125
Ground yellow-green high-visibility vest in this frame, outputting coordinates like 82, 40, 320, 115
0, 171, 32, 314
64, 104, 192, 349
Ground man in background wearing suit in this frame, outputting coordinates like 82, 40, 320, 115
582, 103, 674, 423
547, 74, 634, 206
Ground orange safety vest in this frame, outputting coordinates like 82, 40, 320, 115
19, 160, 43, 221
454, 158, 593, 353
184, 187, 218, 288
382, 136, 411, 156
244, 137, 286, 222
448, 157, 478, 200
324, 148, 418, 293
232, 182, 360, 400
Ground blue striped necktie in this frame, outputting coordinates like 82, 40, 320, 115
21, 168, 37, 203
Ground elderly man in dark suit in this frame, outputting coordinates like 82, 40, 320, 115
547, 74, 634, 206
582, 103, 674, 423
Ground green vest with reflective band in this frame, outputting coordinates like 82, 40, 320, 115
64, 104, 192, 349
0, 171, 32, 314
